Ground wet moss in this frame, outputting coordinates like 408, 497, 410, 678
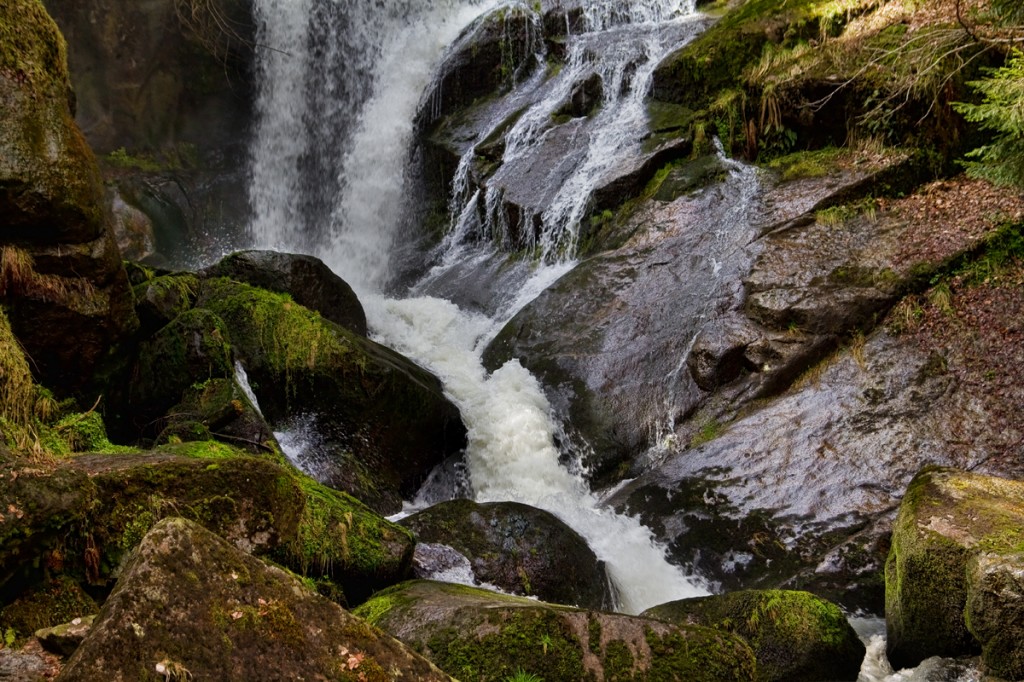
645, 625, 757, 681
0, 0, 69, 95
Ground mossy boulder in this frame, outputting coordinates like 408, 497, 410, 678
966, 551, 1024, 680
0, 576, 97, 642
400, 499, 614, 610
642, 590, 864, 682
68, 444, 414, 603
57, 518, 454, 681
885, 466, 1024, 671
113, 306, 234, 437
158, 377, 274, 454
355, 580, 757, 681
202, 250, 367, 335
131, 272, 200, 333
197, 278, 467, 514
0, 455, 97, 592
0, 0, 138, 392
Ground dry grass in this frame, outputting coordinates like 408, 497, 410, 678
0, 245, 95, 303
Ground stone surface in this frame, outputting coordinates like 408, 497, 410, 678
0, 0, 137, 393
57, 518, 453, 681
198, 278, 467, 514
966, 552, 1024, 680
355, 580, 757, 681
642, 590, 865, 682
400, 499, 614, 609
36, 614, 96, 657
201, 250, 368, 335
885, 467, 1024, 670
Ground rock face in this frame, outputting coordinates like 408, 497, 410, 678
57, 518, 453, 681
0, 0, 137, 392
201, 250, 368, 335
355, 580, 757, 682
642, 590, 865, 682
43, 0, 256, 265
198, 276, 467, 513
885, 467, 1024, 673
400, 499, 615, 609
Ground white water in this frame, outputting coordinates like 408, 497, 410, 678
248, 0, 709, 614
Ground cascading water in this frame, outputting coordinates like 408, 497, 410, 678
248, 0, 708, 615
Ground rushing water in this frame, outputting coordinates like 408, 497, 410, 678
248, 0, 711, 614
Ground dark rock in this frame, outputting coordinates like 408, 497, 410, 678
400, 499, 614, 609
0, 577, 97, 642
417, 4, 542, 130
554, 72, 603, 119
197, 278, 466, 514
114, 307, 234, 437
0, 641, 54, 681
0, 0, 138, 394
355, 580, 757, 681
201, 250, 367, 335
0, 456, 97, 593
642, 590, 865, 682
57, 518, 453, 681
131, 272, 199, 333
35, 614, 96, 657
158, 378, 274, 454
885, 467, 1024, 670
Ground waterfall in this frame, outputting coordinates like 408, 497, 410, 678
248, 0, 709, 613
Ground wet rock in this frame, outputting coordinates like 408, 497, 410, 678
417, 4, 542, 130
0, 0, 138, 393
885, 467, 1024, 670
197, 278, 466, 514
554, 72, 603, 119
400, 499, 615, 609
355, 580, 757, 681
35, 615, 96, 657
57, 518, 452, 681
158, 377, 274, 453
0, 641, 57, 681
110, 190, 156, 261
608, 328, 981, 613
201, 250, 367, 335
70, 444, 414, 604
642, 590, 865, 682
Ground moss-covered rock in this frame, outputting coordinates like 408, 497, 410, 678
0, 0, 138, 393
0, 576, 97, 641
158, 377, 275, 454
400, 499, 614, 609
131, 272, 199, 333
885, 466, 1024, 669
35, 613, 96, 656
57, 518, 454, 681
355, 580, 757, 681
966, 551, 1024, 680
201, 250, 368, 335
642, 589, 864, 681
197, 278, 466, 514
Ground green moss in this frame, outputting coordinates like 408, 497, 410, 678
0, 576, 97, 639
426, 609, 588, 682
601, 639, 636, 681
765, 147, 845, 180
645, 625, 757, 681
0, 0, 69, 94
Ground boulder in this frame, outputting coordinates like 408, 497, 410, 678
131, 271, 200, 334
158, 378, 274, 454
201, 250, 367, 335
0, 577, 97, 642
35, 614, 96, 657
57, 518, 453, 681
642, 590, 865, 682
885, 467, 1024, 671
198, 278, 467, 514
0, 0, 137, 393
355, 580, 757, 681
400, 499, 614, 609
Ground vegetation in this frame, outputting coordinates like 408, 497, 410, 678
954, 50, 1024, 188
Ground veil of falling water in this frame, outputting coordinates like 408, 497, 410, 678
248, 0, 713, 614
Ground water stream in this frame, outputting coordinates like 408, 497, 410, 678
245, 0, 979, 674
